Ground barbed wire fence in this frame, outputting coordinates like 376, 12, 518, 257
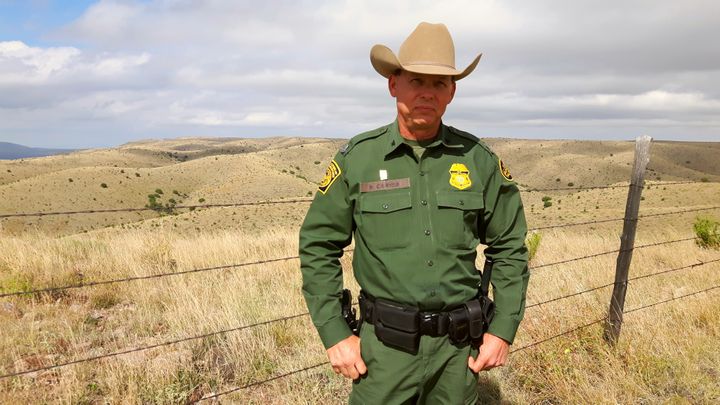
1, 138, 720, 401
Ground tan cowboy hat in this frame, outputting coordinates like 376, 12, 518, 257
370, 22, 481, 80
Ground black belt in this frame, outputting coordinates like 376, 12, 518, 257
359, 291, 451, 337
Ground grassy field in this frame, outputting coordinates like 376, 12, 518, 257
1, 137, 719, 403
1, 225, 718, 403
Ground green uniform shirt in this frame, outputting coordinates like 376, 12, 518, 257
299, 120, 529, 350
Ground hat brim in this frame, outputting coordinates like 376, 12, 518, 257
370, 44, 481, 81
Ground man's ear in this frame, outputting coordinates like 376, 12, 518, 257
388, 74, 397, 97
448, 80, 457, 104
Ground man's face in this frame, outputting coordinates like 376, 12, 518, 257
389, 70, 456, 133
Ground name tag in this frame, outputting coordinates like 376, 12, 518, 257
360, 178, 411, 193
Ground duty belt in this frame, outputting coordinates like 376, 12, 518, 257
359, 291, 450, 337
351, 259, 495, 355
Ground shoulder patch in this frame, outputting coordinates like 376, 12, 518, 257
318, 159, 342, 194
339, 143, 350, 155
499, 158, 514, 182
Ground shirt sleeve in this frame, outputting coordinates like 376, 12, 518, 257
479, 157, 530, 344
298, 152, 355, 349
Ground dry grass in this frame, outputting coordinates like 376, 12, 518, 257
1, 137, 719, 403
0, 224, 718, 403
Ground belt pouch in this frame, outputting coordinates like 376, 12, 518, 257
373, 299, 420, 354
464, 299, 485, 340
447, 307, 470, 344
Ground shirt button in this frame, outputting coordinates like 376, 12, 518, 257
459, 200, 464, 206
382, 203, 389, 210
424, 229, 431, 236
419, 171, 425, 176
427, 260, 434, 266
421, 200, 427, 206
430, 290, 436, 297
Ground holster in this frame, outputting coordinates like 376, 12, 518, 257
341, 289, 359, 336
448, 258, 495, 346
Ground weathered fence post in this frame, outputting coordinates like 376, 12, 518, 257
603, 135, 653, 345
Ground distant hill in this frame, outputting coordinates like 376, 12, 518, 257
0, 142, 78, 159
0, 136, 718, 236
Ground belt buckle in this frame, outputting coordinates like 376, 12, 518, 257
420, 312, 440, 335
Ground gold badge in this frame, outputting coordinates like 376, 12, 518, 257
499, 158, 513, 181
449, 163, 472, 190
318, 160, 341, 194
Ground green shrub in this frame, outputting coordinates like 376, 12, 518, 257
526, 232, 542, 261
100, 183, 108, 188
543, 200, 552, 208
700, 178, 709, 183
693, 216, 720, 249
542, 196, 552, 202
567, 182, 574, 187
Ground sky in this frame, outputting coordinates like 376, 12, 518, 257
0, 0, 719, 148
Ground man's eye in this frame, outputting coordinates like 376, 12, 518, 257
435, 81, 447, 88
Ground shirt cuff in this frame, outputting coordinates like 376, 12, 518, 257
317, 316, 354, 349
487, 314, 521, 344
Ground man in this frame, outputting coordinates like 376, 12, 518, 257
299, 22, 529, 404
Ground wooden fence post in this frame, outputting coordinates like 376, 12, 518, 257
603, 135, 653, 345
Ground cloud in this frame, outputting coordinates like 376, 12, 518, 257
0, 41, 80, 83
1, 0, 719, 148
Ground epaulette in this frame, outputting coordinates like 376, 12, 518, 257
447, 126, 497, 158
339, 125, 389, 156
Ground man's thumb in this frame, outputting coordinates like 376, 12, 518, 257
356, 358, 368, 375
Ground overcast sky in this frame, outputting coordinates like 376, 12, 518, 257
1, 0, 719, 148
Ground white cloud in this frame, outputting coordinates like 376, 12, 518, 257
1, 0, 719, 147
0, 41, 80, 83
93, 52, 151, 76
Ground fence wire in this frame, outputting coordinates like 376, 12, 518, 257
530, 236, 696, 272
526, 258, 720, 309
520, 180, 704, 193
4, 256, 717, 384
529, 205, 720, 233
0, 312, 311, 380
0, 255, 301, 299
195, 281, 720, 401
0, 198, 314, 219
0, 232, 700, 299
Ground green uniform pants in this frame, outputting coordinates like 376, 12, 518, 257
350, 322, 480, 405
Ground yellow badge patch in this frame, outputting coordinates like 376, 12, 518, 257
449, 163, 472, 190
318, 159, 341, 194
499, 158, 513, 181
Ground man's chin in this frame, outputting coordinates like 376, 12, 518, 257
410, 118, 439, 128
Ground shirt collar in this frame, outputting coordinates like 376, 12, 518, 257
384, 120, 463, 157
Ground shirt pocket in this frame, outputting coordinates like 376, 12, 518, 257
435, 190, 484, 248
358, 190, 413, 249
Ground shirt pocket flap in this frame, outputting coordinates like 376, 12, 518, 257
360, 191, 412, 213
436, 191, 484, 210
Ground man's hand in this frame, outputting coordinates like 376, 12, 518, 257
326, 335, 367, 379
468, 333, 509, 373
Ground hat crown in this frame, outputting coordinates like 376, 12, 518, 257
398, 22, 456, 69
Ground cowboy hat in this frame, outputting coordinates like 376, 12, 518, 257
370, 22, 481, 80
